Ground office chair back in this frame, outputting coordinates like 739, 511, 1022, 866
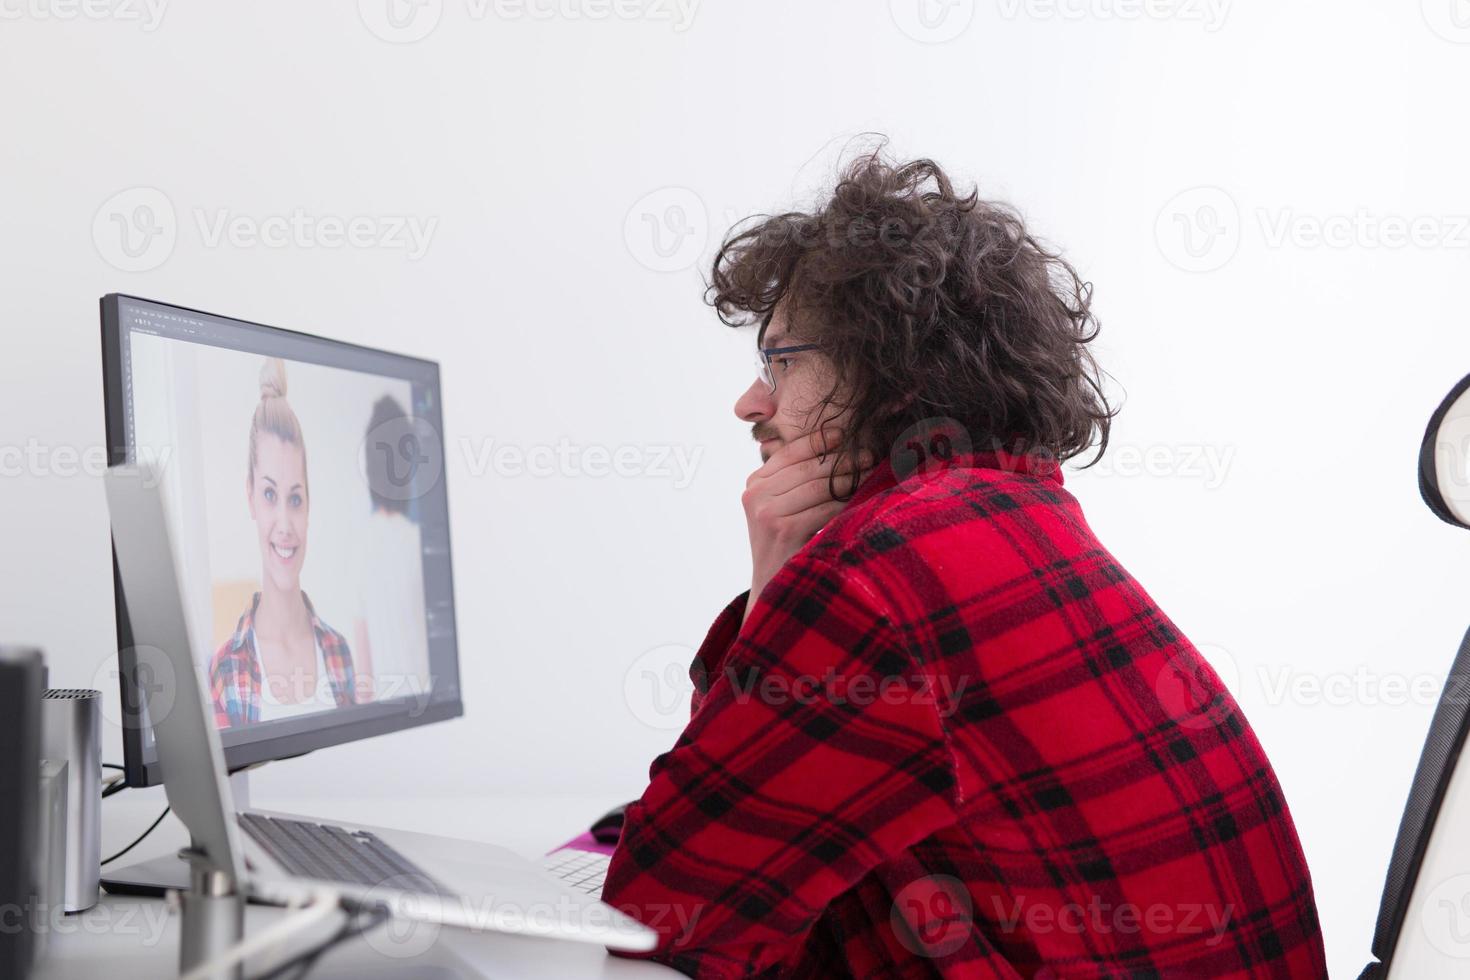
1360, 371, 1470, 977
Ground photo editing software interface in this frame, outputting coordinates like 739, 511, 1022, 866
108, 296, 462, 769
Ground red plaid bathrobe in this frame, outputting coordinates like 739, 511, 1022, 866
208, 591, 356, 729
602, 449, 1325, 978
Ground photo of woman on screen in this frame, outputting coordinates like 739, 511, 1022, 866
208, 357, 358, 728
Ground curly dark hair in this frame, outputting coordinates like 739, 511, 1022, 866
707, 146, 1115, 499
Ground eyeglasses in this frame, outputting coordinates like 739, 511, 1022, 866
755, 344, 821, 393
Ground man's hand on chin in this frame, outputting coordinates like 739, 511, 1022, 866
740, 428, 873, 623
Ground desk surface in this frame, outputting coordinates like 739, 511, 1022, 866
34, 793, 681, 979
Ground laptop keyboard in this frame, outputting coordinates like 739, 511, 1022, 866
240, 812, 447, 896
542, 848, 611, 895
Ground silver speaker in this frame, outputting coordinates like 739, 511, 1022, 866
41, 689, 101, 913
35, 758, 67, 953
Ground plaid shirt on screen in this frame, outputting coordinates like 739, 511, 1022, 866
208, 591, 356, 728
602, 449, 1326, 978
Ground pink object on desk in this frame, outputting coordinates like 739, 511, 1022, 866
549, 830, 617, 857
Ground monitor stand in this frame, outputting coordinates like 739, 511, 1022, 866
101, 769, 255, 899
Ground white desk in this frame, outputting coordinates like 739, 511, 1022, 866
34, 793, 681, 979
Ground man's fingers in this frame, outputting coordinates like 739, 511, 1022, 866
770, 459, 873, 502
755, 427, 844, 475
762, 469, 874, 517
794, 499, 848, 540
755, 449, 873, 497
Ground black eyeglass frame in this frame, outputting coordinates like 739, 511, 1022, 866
756, 344, 821, 393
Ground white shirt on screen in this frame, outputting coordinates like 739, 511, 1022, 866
254, 632, 334, 723
357, 509, 431, 702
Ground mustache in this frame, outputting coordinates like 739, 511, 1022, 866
752, 424, 779, 443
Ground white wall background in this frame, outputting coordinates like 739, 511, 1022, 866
3, 1, 1468, 973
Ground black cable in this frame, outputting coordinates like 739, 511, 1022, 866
101, 806, 170, 866
102, 762, 129, 797
251, 899, 392, 980
97, 760, 273, 866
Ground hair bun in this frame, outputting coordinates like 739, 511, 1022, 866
259, 357, 288, 400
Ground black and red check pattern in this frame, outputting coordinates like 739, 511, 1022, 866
603, 450, 1325, 978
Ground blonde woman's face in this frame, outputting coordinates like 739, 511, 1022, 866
247, 433, 309, 594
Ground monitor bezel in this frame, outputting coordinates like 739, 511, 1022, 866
101, 293, 465, 788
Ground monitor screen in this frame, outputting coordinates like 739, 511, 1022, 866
101, 294, 463, 786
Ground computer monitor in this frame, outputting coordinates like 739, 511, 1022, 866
101, 294, 463, 788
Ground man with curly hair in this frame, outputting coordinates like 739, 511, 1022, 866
602, 150, 1326, 978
